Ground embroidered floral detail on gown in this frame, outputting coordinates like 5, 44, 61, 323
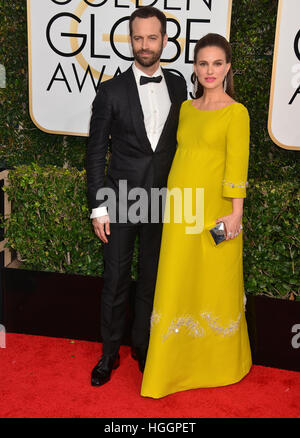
141, 101, 252, 399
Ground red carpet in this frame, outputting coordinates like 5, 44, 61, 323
0, 333, 299, 418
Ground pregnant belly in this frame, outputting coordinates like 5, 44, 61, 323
167, 148, 223, 190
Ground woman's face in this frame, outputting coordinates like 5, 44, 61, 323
194, 45, 231, 91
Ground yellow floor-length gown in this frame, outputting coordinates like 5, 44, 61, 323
141, 100, 252, 399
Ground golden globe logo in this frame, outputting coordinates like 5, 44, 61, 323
27, 0, 232, 135
288, 29, 300, 105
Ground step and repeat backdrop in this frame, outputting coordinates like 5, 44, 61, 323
27, 0, 300, 150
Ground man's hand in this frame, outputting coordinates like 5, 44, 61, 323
92, 215, 110, 243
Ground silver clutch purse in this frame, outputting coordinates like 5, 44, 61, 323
209, 222, 226, 245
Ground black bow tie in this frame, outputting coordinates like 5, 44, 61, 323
140, 75, 162, 85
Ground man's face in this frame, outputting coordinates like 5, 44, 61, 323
131, 16, 168, 69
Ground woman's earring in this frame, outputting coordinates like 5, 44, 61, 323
193, 76, 198, 97
223, 75, 228, 92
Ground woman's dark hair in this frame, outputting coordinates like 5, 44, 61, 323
129, 6, 167, 37
192, 33, 234, 99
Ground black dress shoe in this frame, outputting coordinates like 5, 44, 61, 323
131, 346, 147, 373
91, 353, 120, 387
131, 347, 138, 361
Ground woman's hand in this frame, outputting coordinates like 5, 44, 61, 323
216, 213, 243, 240
216, 198, 244, 240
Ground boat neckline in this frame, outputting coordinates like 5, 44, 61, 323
190, 100, 239, 112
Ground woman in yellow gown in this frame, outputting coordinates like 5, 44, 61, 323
141, 34, 252, 399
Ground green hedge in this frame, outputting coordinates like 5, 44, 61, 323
2, 164, 102, 276
243, 179, 299, 300
1, 164, 138, 279
0, 0, 299, 181
2, 165, 299, 300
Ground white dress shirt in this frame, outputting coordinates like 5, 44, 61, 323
90, 63, 171, 219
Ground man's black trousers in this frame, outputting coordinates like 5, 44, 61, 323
100, 221, 163, 356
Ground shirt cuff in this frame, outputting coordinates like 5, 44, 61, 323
90, 206, 108, 219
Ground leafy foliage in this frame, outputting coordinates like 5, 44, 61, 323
243, 179, 299, 300
2, 164, 103, 276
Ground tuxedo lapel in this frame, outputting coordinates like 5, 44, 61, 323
123, 66, 182, 154
124, 67, 152, 153
155, 69, 179, 153
163, 68, 177, 104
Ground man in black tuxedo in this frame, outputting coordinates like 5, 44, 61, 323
86, 6, 187, 386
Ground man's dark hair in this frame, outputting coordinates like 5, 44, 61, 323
129, 6, 167, 36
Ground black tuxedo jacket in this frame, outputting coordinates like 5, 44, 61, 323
86, 66, 187, 220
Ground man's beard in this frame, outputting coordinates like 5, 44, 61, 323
133, 43, 164, 68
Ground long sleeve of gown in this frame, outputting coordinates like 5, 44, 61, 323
222, 104, 250, 199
